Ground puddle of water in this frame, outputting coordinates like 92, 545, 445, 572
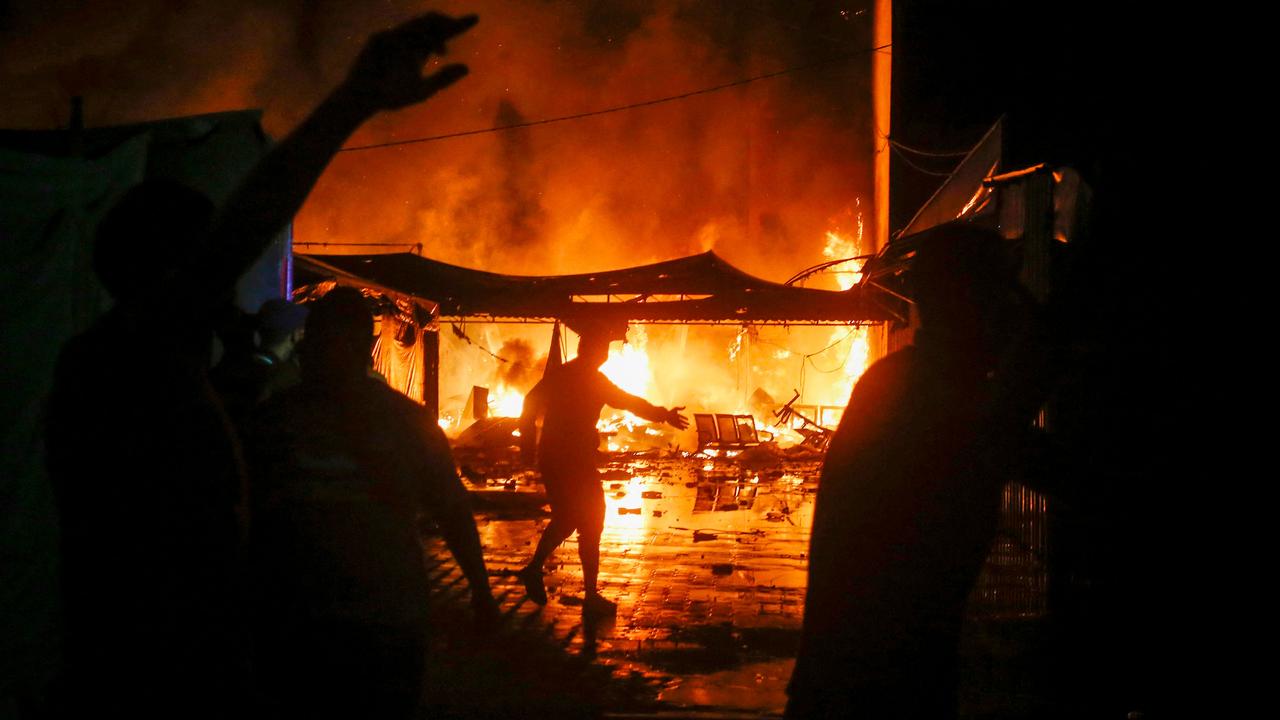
656, 658, 794, 712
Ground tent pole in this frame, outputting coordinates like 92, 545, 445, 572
424, 326, 440, 424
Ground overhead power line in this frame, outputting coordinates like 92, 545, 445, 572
886, 137, 976, 158
889, 142, 956, 177
338, 42, 891, 154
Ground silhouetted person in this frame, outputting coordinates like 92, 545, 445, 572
787, 226, 1058, 719
212, 298, 308, 424
43, 11, 478, 717
516, 318, 688, 615
244, 287, 496, 719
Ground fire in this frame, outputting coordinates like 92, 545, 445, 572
828, 327, 871, 404
812, 209, 871, 412
820, 200, 866, 291
489, 385, 526, 418
821, 231, 863, 291
435, 215, 877, 445
599, 326, 654, 398
597, 327, 658, 447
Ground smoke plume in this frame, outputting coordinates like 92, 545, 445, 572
2, 0, 874, 280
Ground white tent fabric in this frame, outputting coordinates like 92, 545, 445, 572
373, 314, 425, 404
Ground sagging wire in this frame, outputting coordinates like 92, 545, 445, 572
887, 137, 976, 158
756, 327, 861, 401
337, 42, 892, 154
450, 323, 509, 363
889, 142, 957, 177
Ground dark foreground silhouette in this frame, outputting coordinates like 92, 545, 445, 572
245, 287, 496, 719
787, 227, 1060, 719
43, 11, 478, 718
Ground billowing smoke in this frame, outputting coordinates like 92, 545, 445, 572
494, 337, 542, 390
4, 1, 877, 429
2, 0, 873, 280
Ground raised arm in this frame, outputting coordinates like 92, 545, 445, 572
180, 12, 478, 307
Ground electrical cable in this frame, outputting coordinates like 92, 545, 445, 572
338, 42, 892, 153
890, 142, 957, 177
887, 137, 975, 158
450, 322, 510, 363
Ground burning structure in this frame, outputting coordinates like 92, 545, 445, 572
296, 246, 893, 453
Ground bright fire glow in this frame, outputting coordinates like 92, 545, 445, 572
828, 326, 871, 402
599, 326, 654, 398
436, 212, 878, 446
822, 230, 862, 290
489, 386, 526, 418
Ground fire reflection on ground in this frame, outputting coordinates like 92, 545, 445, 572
466, 454, 819, 714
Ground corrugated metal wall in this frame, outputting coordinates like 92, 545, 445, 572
970, 482, 1049, 619
970, 169, 1056, 620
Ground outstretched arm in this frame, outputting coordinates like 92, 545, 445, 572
180, 12, 479, 307
600, 376, 689, 429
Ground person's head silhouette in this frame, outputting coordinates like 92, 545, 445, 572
566, 316, 628, 369
93, 179, 215, 301
298, 287, 374, 381
910, 224, 1021, 359
257, 299, 309, 360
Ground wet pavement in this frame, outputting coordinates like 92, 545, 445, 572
418, 454, 821, 718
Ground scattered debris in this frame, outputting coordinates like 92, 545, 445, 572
652, 510, 664, 518
459, 464, 487, 486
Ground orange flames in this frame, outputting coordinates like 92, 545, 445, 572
2, 2, 879, 446
438, 209, 873, 450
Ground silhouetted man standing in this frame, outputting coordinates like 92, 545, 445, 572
44, 11, 479, 718
787, 226, 1057, 719
516, 318, 688, 614
245, 287, 496, 719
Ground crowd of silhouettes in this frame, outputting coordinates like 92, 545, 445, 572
44, 12, 484, 719
244, 286, 496, 718
38, 7, 1101, 720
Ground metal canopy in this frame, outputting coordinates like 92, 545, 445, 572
295, 251, 894, 325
